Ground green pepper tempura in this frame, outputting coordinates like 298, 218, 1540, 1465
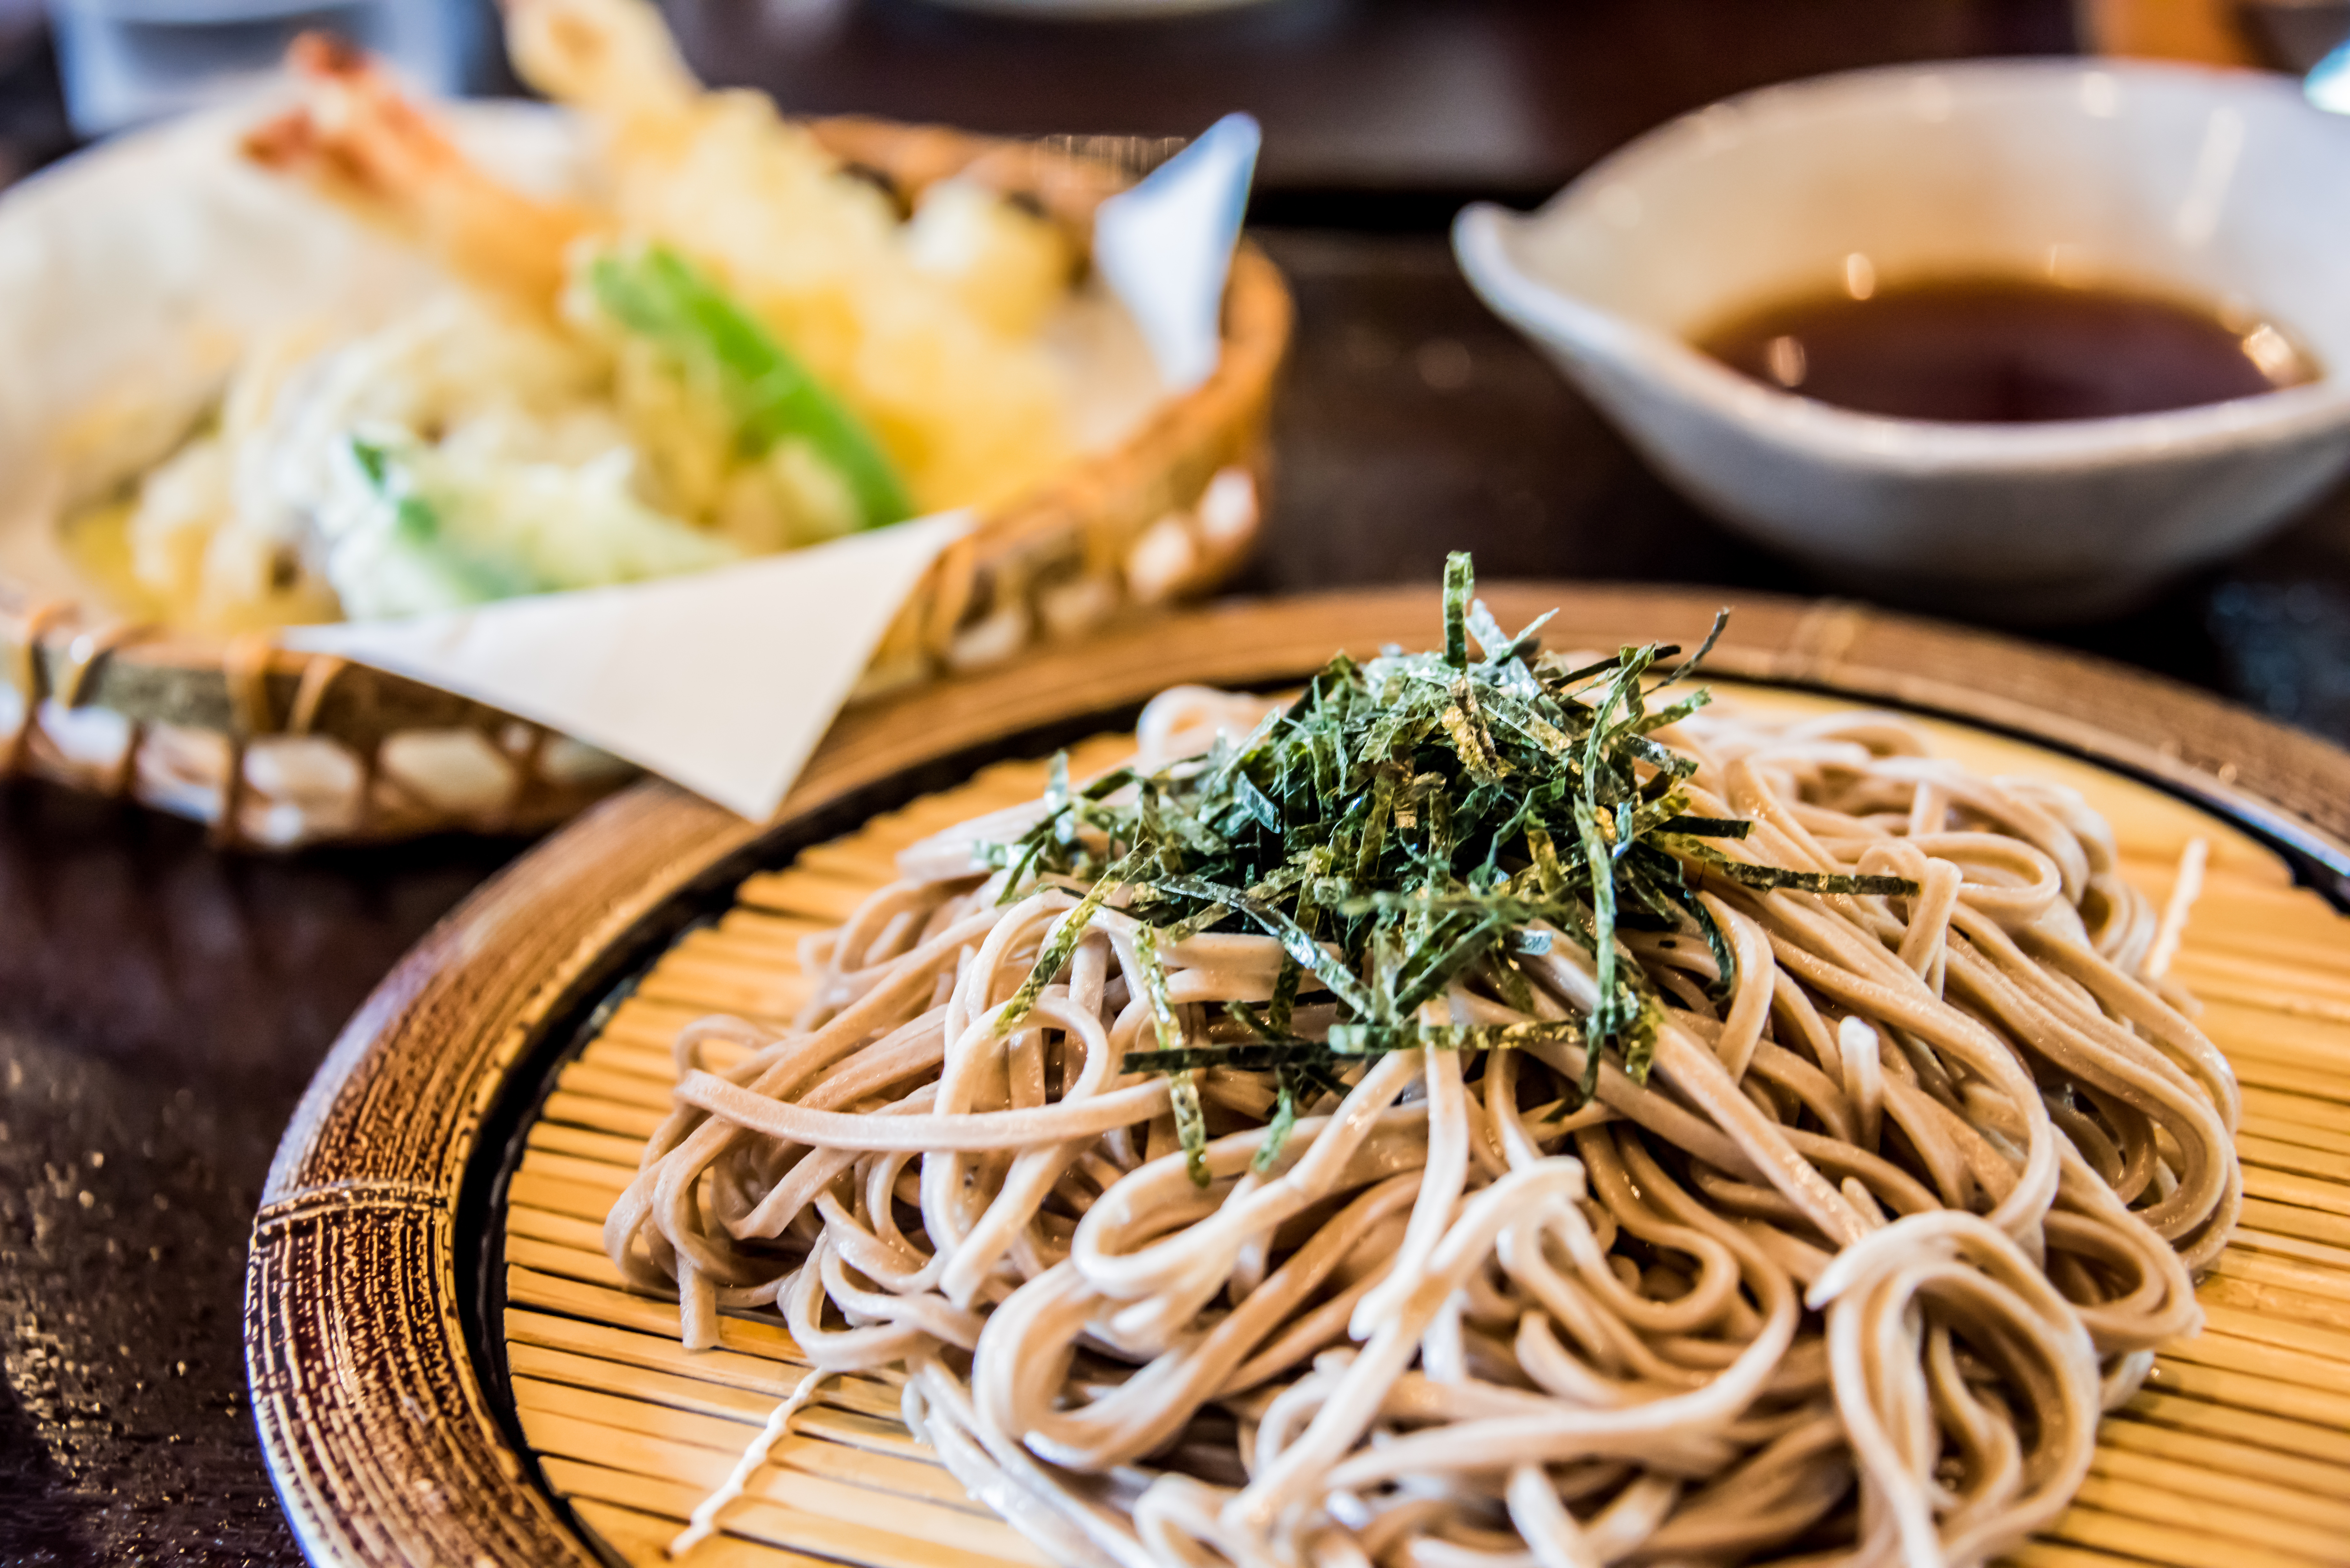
587, 245, 914, 534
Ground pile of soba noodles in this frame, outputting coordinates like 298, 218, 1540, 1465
608, 558, 2237, 1568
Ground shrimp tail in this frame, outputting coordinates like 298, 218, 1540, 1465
241, 31, 595, 311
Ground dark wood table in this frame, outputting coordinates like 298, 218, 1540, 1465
10, 1, 2350, 1562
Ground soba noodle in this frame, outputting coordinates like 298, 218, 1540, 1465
607, 569, 2236, 1568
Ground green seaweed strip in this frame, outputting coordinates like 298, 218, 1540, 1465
1267, 952, 1302, 1035
1223, 1000, 1276, 1040
1493, 951, 1539, 1015
1232, 772, 1284, 834
1042, 750, 1072, 825
1355, 766, 1397, 884
1133, 927, 1209, 1187
1525, 822, 1570, 900
1477, 603, 1557, 671
1391, 914, 1507, 1017
1168, 1072, 1210, 1187
1126, 1039, 1334, 1072
1618, 982, 1661, 1082
1717, 863, 1919, 897
994, 835, 1049, 906
1326, 1018, 1584, 1054
1628, 843, 1740, 1004
1667, 840, 1920, 898
993, 851, 1141, 1037
1544, 649, 1640, 689
1655, 815, 1751, 839
1636, 690, 1712, 734
1127, 1015, 1585, 1072
1253, 1069, 1300, 1172
1662, 609, 1730, 686
1143, 872, 1380, 1020
1571, 794, 1622, 1095
1444, 552, 1472, 669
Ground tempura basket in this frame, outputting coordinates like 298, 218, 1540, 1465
0, 114, 1290, 848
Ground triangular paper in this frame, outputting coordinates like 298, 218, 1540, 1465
282, 512, 970, 820
1094, 113, 1261, 394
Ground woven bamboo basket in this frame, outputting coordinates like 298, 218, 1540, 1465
0, 116, 1291, 849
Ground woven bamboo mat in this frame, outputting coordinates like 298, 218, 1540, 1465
497, 698, 2350, 1568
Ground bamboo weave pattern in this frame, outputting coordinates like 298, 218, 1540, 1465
499, 705, 2350, 1568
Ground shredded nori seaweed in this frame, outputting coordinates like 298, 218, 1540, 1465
982, 554, 1916, 1179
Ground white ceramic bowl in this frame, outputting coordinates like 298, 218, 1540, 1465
1455, 60, 2350, 620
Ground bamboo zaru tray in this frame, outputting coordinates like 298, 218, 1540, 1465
245, 586, 2350, 1568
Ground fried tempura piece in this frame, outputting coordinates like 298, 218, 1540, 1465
500, 0, 1076, 510
242, 5, 1080, 516
503, 0, 701, 140
241, 33, 595, 312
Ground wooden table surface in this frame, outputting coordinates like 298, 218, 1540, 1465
9, 2, 2350, 1563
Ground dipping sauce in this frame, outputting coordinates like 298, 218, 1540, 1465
1696, 273, 2316, 423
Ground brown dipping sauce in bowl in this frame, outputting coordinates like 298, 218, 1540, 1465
1695, 272, 2316, 423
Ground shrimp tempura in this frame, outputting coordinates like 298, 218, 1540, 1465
503, 0, 702, 141
242, 33, 595, 312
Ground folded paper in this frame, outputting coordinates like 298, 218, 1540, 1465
1095, 113, 1261, 394
285, 512, 971, 820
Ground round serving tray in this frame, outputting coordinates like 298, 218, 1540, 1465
245, 584, 2350, 1568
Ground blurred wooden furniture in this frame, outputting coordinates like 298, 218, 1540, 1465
2075, 0, 2350, 68
664, 0, 2074, 222
2076, 0, 2262, 62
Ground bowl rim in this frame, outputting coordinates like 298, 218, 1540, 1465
1452, 55, 2350, 475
